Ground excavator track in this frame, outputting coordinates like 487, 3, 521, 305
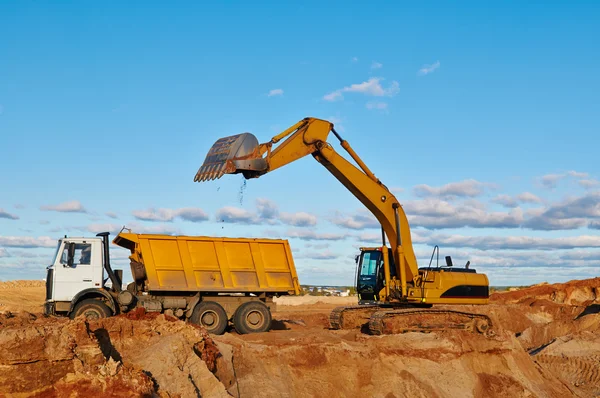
329, 305, 383, 330
368, 308, 494, 336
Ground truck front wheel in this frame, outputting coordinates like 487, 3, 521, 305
233, 301, 272, 334
190, 301, 228, 335
70, 298, 112, 320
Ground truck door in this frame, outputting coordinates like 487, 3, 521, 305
53, 242, 96, 301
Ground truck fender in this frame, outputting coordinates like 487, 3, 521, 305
69, 288, 117, 315
185, 294, 201, 319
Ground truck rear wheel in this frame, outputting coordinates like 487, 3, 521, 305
191, 301, 228, 335
70, 298, 112, 320
233, 301, 271, 334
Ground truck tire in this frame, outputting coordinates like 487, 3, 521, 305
190, 301, 228, 335
70, 298, 112, 320
233, 301, 272, 334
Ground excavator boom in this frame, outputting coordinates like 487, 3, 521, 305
194, 117, 419, 288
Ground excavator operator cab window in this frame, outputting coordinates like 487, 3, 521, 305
356, 250, 383, 301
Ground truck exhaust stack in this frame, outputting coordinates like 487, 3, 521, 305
194, 132, 268, 182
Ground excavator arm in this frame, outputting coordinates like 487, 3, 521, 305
194, 117, 419, 298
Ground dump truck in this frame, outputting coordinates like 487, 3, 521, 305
44, 229, 301, 334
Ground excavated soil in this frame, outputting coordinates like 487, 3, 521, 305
0, 277, 599, 397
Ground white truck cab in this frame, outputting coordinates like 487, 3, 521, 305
45, 232, 123, 319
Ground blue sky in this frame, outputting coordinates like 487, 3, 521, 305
1, 1, 599, 286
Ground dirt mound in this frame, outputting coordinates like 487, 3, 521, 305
1, 278, 600, 397
0, 280, 46, 289
214, 326, 571, 397
491, 277, 600, 306
0, 310, 233, 397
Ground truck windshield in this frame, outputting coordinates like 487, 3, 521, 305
51, 242, 61, 265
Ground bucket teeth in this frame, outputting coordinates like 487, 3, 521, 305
194, 132, 263, 183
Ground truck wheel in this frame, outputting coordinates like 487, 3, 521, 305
70, 298, 112, 320
191, 301, 228, 335
233, 301, 272, 334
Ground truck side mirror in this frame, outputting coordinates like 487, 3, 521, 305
67, 242, 76, 267
445, 256, 453, 267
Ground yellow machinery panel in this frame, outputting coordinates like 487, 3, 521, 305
113, 232, 301, 295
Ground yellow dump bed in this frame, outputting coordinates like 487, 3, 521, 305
113, 232, 300, 295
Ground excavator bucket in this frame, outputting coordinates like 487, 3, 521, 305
193, 133, 268, 182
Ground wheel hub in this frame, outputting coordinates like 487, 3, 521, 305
247, 311, 264, 327
201, 311, 216, 326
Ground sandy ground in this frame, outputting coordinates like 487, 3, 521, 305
0, 278, 599, 397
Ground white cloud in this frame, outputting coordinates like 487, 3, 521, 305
420, 232, 600, 251
492, 192, 543, 208
491, 194, 517, 208
390, 187, 404, 194
177, 208, 210, 222
132, 207, 208, 223
216, 207, 256, 224
268, 88, 284, 97
280, 212, 317, 227
418, 61, 440, 76
365, 101, 388, 110
0, 248, 9, 257
297, 250, 339, 260
579, 179, 600, 189
90, 222, 180, 236
285, 228, 350, 241
539, 170, 589, 189
87, 223, 122, 234
40, 200, 87, 213
517, 192, 543, 204
0, 236, 56, 248
126, 223, 181, 235
413, 179, 492, 199
216, 198, 317, 227
14, 204, 25, 209
524, 191, 600, 230
568, 171, 588, 178
331, 209, 379, 230
133, 208, 177, 222
408, 206, 524, 229
106, 211, 118, 219
371, 61, 383, 69
0, 208, 19, 220
323, 77, 399, 102
334, 198, 524, 230
304, 243, 330, 249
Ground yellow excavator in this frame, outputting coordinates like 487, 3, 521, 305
194, 117, 492, 335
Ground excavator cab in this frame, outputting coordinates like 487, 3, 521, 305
355, 248, 397, 303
